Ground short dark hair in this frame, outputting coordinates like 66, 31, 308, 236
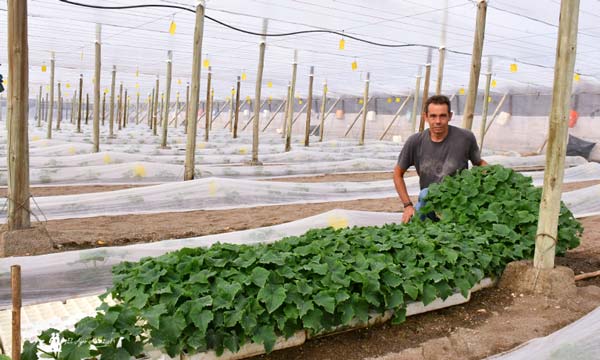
424, 95, 451, 114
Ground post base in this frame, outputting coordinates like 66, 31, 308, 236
0, 226, 55, 257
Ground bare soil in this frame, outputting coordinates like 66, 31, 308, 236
1, 177, 599, 359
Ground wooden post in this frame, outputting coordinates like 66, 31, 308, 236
117, 82, 123, 130
77, 74, 83, 133
419, 49, 433, 132
159, 93, 164, 129
227, 88, 234, 131
304, 66, 314, 146
36, 85, 42, 127
44, 92, 48, 122
109, 65, 116, 137
436, 0, 449, 95
209, 89, 214, 130
379, 95, 412, 140
204, 66, 212, 141
318, 81, 327, 142
56, 82, 62, 130
11, 265, 21, 360
250, 19, 268, 163
123, 90, 128, 128
478, 57, 492, 151
7, 0, 31, 230
136, 92, 140, 125
153, 77, 159, 135
101, 91, 106, 126
410, 67, 422, 134
461, 0, 487, 130
534, 0, 580, 270
358, 72, 370, 145
92, 24, 101, 151
184, 1, 205, 180
85, 93, 90, 125
46, 52, 55, 139
285, 50, 298, 152
233, 76, 241, 138
162, 50, 173, 148
70, 91, 76, 124
149, 89, 155, 129
184, 83, 190, 133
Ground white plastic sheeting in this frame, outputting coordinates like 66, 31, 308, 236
1, 162, 599, 223
488, 306, 600, 360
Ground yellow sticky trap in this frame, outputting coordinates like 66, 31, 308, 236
339, 38, 345, 50
459, 88, 465, 95
66, 82, 71, 89
351, 60, 358, 71
488, 96, 492, 103
169, 20, 177, 36
225, 96, 231, 102
395, 97, 401, 103
387, 98, 392, 103
231, 88, 236, 95
178, 79, 182, 85
203, 58, 210, 68
241, 72, 247, 81
246, 96, 251, 104
133, 164, 146, 178
137, 92, 140, 96
32, 135, 41, 141
135, 83, 140, 89
80, 51, 84, 60
239, 147, 248, 155
574, 73, 580, 82
267, 81, 273, 88
46, 85, 50, 91
510, 63, 518, 73
491, 79, 497, 88
268, 96, 273, 102
41, 64, 47, 72
135, 69, 139, 77
198, 142, 206, 149
68, 146, 76, 155
327, 215, 349, 230
208, 180, 218, 196
358, 98, 364, 104
104, 88, 109, 94
103, 154, 112, 164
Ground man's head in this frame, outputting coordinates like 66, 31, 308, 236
424, 95, 452, 138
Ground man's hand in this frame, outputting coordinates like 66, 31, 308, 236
402, 205, 415, 224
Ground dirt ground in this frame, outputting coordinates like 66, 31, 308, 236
1, 177, 599, 359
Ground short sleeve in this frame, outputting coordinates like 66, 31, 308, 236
468, 132, 482, 166
397, 134, 417, 170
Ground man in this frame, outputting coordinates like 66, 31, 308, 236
394, 95, 488, 223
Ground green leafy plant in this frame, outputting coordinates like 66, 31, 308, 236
22, 165, 582, 359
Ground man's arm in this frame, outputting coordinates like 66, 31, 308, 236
393, 165, 415, 224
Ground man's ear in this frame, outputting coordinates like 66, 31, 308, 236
449, 111, 454, 121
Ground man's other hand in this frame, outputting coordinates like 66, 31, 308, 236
402, 205, 415, 224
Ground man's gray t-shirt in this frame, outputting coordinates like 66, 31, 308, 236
397, 125, 482, 189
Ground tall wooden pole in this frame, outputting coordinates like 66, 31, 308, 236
184, 1, 205, 180
109, 65, 116, 137
46, 52, 55, 139
359, 72, 370, 145
70, 92, 76, 124
318, 81, 327, 142
117, 82, 123, 130
11, 265, 21, 360
534, 0, 580, 270
285, 50, 298, 152
251, 19, 268, 164
419, 49, 433, 132
304, 66, 314, 147
204, 66, 212, 141
102, 91, 106, 126
136, 92, 140, 125
210, 89, 215, 130
153, 77, 159, 135
149, 89, 155, 129
184, 83, 190, 133
436, 0, 449, 95
93, 24, 101, 152
85, 93, 90, 125
76, 74, 83, 133
7, 0, 31, 230
162, 50, 173, 148
36, 85, 42, 127
410, 67, 422, 134
233, 76, 241, 138
56, 82, 62, 130
123, 90, 128, 128
478, 57, 493, 151
44, 93, 48, 122
461, 0, 487, 130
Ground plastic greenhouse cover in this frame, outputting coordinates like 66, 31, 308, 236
0, 162, 598, 223
487, 306, 600, 360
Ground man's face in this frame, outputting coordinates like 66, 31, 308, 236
425, 103, 452, 136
